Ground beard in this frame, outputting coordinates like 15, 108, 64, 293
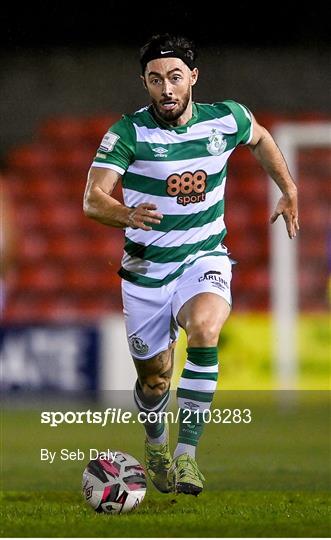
151, 89, 191, 124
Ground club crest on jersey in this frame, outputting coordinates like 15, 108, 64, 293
129, 334, 149, 356
207, 129, 227, 156
152, 146, 168, 158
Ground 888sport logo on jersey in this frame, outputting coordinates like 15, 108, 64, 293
166, 170, 207, 206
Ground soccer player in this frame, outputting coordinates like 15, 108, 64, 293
83, 34, 299, 495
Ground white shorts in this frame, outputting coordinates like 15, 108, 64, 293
121, 255, 233, 360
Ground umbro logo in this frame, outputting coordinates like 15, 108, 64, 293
183, 401, 199, 411
152, 146, 168, 158
84, 485, 93, 500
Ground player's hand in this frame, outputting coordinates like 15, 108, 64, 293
270, 190, 299, 239
127, 203, 163, 231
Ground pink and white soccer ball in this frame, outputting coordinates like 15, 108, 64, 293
82, 451, 146, 514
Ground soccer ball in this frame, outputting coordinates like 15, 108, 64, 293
82, 451, 146, 514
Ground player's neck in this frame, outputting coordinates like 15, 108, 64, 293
171, 102, 193, 127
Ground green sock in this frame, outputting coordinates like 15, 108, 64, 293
176, 347, 218, 448
134, 380, 169, 441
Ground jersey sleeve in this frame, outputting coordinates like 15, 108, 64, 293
91, 115, 136, 175
222, 100, 253, 145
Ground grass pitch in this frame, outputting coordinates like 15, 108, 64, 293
2, 490, 330, 538
1, 392, 330, 537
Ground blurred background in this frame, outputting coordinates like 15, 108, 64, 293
1, 2, 330, 393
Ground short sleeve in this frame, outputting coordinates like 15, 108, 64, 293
91, 115, 136, 175
222, 100, 253, 145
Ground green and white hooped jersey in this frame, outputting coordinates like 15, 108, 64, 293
92, 100, 253, 287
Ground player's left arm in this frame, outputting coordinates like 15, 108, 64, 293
248, 116, 299, 239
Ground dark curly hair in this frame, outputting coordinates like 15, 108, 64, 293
140, 33, 197, 74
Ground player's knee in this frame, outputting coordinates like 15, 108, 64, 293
186, 320, 220, 346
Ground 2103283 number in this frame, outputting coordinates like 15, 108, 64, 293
181, 408, 252, 424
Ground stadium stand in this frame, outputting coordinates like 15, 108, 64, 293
2, 113, 330, 322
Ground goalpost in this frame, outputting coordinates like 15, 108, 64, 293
270, 122, 331, 389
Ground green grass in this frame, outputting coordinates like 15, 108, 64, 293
1, 490, 330, 537
1, 392, 330, 537
1, 309, 330, 537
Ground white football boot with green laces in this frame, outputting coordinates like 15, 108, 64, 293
168, 453, 205, 495
145, 436, 172, 493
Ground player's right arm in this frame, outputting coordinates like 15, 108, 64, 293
83, 166, 163, 231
